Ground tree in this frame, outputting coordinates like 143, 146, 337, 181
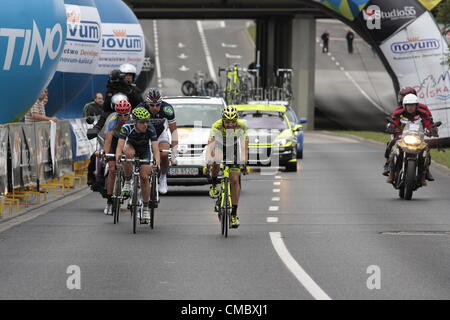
436, 0, 450, 35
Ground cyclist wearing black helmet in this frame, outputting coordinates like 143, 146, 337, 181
135, 88, 178, 195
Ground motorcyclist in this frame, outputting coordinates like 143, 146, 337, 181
382, 87, 435, 181
385, 93, 438, 185
89, 63, 143, 137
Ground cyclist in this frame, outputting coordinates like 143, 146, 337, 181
116, 107, 160, 223
135, 88, 178, 194
102, 98, 132, 215
206, 105, 248, 229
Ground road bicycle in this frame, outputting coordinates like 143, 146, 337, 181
105, 153, 125, 224
276, 68, 293, 102
181, 70, 219, 96
219, 64, 242, 105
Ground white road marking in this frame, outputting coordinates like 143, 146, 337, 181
270, 232, 332, 300
331, 56, 335, 61
273, 189, 280, 193
275, 176, 282, 179
179, 65, 190, 71
267, 217, 279, 223
225, 53, 242, 59
335, 61, 340, 66
221, 42, 237, 48
177, 53, 188, 59
220, 20, 226, 28
272, 197, 280, 201
177, 42, 185, 48
273, 181, 281, 186
153, 20, 162, 89
269, 206, 279, 211
196, 21, 217, 82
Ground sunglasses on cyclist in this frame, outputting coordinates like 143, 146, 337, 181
147, 103, 161, 108
118, 113, 130, 117
136, 119, 150, 124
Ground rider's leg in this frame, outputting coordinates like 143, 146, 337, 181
386, 146, 396, 183
140, 165, 151, 203
123, 144, 135, 178
229, 171, 241, 216
106, 160, 116, 196
159, 140, 170, 194
383, 138, 396, 175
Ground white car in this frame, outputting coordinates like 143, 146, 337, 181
164, 96, 226, 185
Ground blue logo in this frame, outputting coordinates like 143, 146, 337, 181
391, 39, 440, 54
102, 32, 143, 52
67, 21, 101, 43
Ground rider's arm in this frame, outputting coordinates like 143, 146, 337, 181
206, 137, 216, 164
104, 131, 113, 154
169, 122, 178, 151
115, 138, 125, 163
152, 141, 160, 166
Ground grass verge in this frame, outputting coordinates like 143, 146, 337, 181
329, 130, 450, 169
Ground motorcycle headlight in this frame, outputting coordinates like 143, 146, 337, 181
403, 135, 420, 146
273, 138, 288, 147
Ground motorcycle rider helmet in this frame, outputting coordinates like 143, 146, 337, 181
114, 100, 131, 114
119, 63, 137, 82
145, 88, 163, 105
222, 105, 238, 121
109, 69, 122, 83
132, 107, 151, 120
111, 93, 128, 110
402, 93, 419, 107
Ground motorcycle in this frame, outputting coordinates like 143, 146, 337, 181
387, 116, 441, 200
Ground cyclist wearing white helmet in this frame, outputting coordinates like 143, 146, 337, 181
134, 88, 178, 195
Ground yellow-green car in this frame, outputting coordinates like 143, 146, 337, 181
232, 104, 302, 172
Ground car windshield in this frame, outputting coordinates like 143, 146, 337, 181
172, 103, 222, 128
240, 112, 288, 130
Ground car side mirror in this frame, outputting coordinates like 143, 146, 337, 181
293, 124, 303, 131
434, 121, 442, 127
299, 117, 308, 124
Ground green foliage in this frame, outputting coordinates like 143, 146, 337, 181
436, 0, 450, 65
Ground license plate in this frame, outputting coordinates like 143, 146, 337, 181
168, 167, 199, 176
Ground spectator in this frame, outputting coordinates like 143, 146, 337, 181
24, 88, 57, 123
321, 30, 329, 53
346, 30, 354, 54
83, 93, 104, 118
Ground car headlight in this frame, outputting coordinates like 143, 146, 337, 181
273, 138, 288, 147
402, 135, 420, 146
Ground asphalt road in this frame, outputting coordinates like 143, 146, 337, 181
1, 133, 449, 299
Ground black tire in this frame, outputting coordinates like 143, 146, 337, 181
181, 80, 196, 96
224, 180, 230, 238
297, 150, 303, 159
285, 160, 298, 172
205, 80, 219, 95
112, 171, 122, 224
404, 159, 416, 200
399, 186, 405, 199
131, 176, 139, 234
113, 197, 120, 224
150, 173, 157, 229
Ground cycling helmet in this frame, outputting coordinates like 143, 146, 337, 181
132, 107, 151, 120
111, 93, 128, 109
403, 93, 419, 106
222, 105, 238, 120
146, 88, 162, 104
114, 100, 131, 114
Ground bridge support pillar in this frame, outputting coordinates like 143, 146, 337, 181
291, 17, 315, 130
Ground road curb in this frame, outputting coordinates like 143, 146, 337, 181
318, 130, 450, 176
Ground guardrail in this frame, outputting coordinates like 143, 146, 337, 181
0, 118, 95, 216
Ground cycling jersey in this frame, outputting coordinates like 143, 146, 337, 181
119, 123, 158, 147
135, 101, 175, 137
105, 113, 129, 138
209, 119, 249, 143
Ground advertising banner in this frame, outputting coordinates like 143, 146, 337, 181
69, 118, 93, 159
54, 121, 73, 177
0, 126, 8, 195
34, 122, 53, 182
380, 11, 450, 138
358, 0, 425, 44
95, 23, 145, 75
8, 123, 25, 188
21, 124, 37, 187
56, 4, 102, 74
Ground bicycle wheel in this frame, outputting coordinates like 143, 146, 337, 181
223, 179, 229, 238
181, 80, 196, 96
112, 170, 122, 224
150, 173, 158, 229
131, 175, 139, 234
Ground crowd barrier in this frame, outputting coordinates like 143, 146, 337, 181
0, 119, 96, 215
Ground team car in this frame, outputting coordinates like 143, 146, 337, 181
232, 104, 303, 172
163, 96, 226, 185
248, 100, 307, 158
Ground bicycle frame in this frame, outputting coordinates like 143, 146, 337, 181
217, 163, 234, 237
